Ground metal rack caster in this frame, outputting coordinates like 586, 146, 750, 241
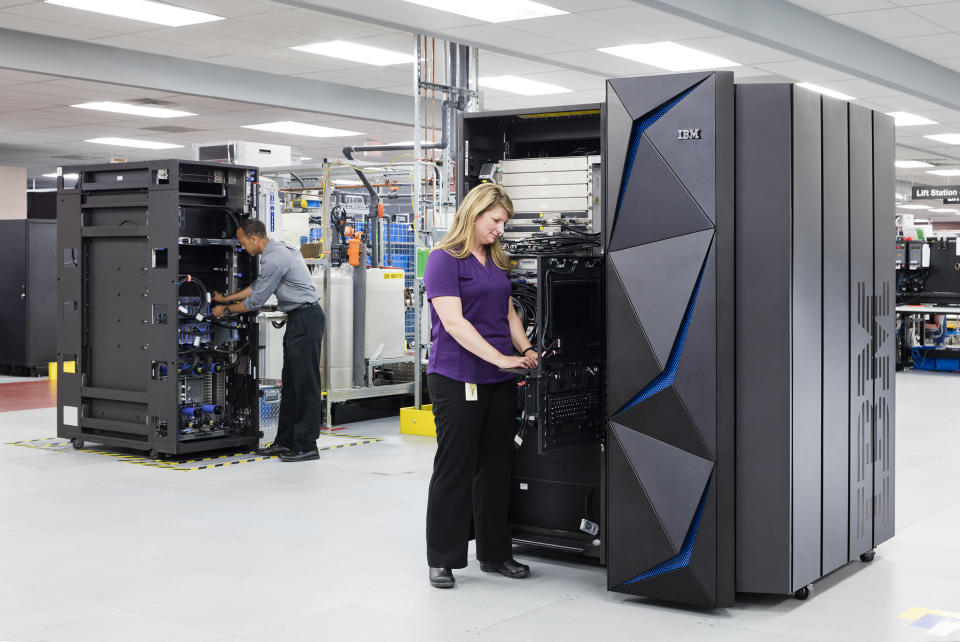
793, 585, 812, 601
71, 438, 84, 450
148, 449, 163, 460
859, 550, 875, 563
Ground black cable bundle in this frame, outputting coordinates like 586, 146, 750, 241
511, 282, 538, 343
503, 232, 601, 256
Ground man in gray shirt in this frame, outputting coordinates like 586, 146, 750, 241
212, 219, 325, 462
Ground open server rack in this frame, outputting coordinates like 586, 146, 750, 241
57, 160, 261, 458
461, 106, 606, 558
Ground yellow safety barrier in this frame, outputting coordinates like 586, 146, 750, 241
400, 404, 436, 437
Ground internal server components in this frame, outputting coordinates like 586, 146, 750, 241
511, 255, 603, 454
509, 254, 603, 557
57, 160, 261, 458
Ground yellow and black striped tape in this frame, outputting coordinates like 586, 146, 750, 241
7, 435, 383, 471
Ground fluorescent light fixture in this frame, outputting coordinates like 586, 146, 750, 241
290, 41, 414, 66
333, 179, 364, 186
400, 0, 566, 22
479, 76, 572, 96
929, 208, 960, 213
895, 160, 934, 168
300, 157, 313, 161
888, 111, 937, 127
927, 169, 960, 176
72, 101, 195, 119
796, 83, 855, 101
924, 133, 960, 145
598, 42, 740, 72
42, 172, 79, 179
45, 0, 222, 26
242, 121, 363, 138
898, 204, 932, 210
86, 137, 182, 149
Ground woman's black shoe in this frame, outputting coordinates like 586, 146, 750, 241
480, 559, 530, 578
256, 443, 290, 456
429, 567, 455, 588
278, 449, 319, 462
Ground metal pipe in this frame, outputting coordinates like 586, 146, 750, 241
352, 243, 367, 388
413, 34, 424, 410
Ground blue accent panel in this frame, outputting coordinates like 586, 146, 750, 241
622, 480, 710, 585
614, 80, 705, 229
616, 243, 710, 414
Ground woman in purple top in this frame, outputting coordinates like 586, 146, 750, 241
423, 183, 538, 589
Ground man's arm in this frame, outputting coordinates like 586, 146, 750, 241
212, 286, 252, 303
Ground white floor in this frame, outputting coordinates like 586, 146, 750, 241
0, 371, 958, 641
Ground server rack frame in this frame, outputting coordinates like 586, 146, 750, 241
56, 160, 261, 458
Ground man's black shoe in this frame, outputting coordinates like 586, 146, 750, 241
256, 443, 290, 456
278, 449, 320, 462
429, 567, 455, 588
480, 559, 530, 579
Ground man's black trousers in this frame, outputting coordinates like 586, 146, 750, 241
277, 303, 325, 452
426, 373, 516, 569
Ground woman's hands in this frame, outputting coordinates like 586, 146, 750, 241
496, 350, 537, 370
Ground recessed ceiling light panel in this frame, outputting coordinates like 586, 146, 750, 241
888, 111, 937, 127
401, 0, 566, 22
86, 137, 183, 149
72, 101, 195, 119
598, 42, 740, 71
898, 204, 932, 209
45, 0, 222, 27
479, 76, 572, 96
796, 82, 855, 101
927, 169, 960, 176
241, 121, 364, 138
42, 172, 79, 179
290, 41, 414, 66
895, 160, 934, 168
928, 208, 960, 213
925, 133, 960, 145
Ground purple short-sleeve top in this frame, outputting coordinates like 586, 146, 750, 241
423, 248, 514, 384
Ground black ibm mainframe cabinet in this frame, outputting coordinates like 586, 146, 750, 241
56, 161, 261, 458
459, 73, 895, 608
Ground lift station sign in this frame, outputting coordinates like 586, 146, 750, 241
912, 185, 960, 199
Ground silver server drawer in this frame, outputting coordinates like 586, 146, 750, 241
511, 196, 592, 212
501, 157, 590, 173
504, 184, 590, 200
500, 170, 590, 187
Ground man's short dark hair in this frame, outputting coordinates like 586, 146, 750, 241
241, 219, 267, 238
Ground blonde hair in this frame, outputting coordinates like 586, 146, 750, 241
434, 183, 514, 270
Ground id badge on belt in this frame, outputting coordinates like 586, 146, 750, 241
465, 382, 478, 402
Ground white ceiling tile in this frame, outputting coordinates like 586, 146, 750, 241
786, 0, 896, 14
129, 26, 277, 54
298, 0, 477, 30
829, 7, 947, 38
812, 78, 902, 99
544, 49, 664, 76
905, 1, 960, 25
441, 24, 577, 55
549, 0, 634, 10
87, 34, 224, 60
506, 14, 647, 49
0, 70, 56, 86
869, 94, 948, 110
0, 10, 120, 40
478, 53, 560, 76
677, 36, 795, 65
753, 59, 855, 82
887, 32, 960, 59
584, 5, 726, 39
166, 0, 286, 18
3, 1, 167, 36
254, 9, 393, 38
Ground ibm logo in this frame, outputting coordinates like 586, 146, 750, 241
677, 128, 702, 140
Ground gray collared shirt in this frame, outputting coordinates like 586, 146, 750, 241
245, 240, 319, 312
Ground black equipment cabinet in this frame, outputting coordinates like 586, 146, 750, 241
510, 254, 603, 558
56, 160, 261, 458
0, 219, 57, 375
